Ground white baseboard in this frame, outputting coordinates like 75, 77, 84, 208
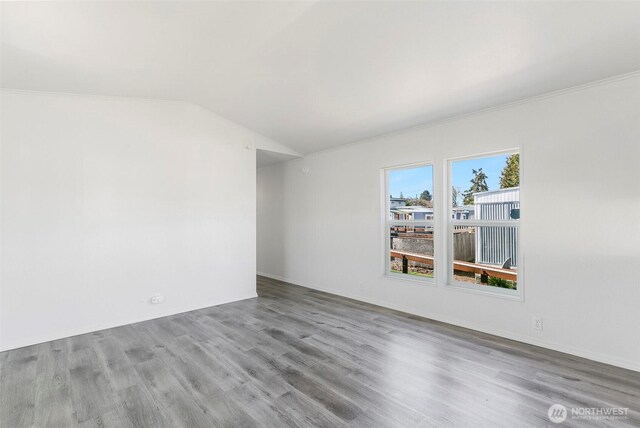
257, 272, 640, 373
0, 293, 258, 352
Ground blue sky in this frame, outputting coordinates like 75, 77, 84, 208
451, 154, 509, 194
389, 154, 510, 199
389, 165, 433, 198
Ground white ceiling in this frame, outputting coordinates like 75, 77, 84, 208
3, 1, 640, 154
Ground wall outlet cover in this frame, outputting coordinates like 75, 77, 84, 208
151, 294, 165, 304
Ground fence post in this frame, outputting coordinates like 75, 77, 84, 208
402, 256, 408, 274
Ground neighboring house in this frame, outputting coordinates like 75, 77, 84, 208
474, 187, 519, 266
390, 197, 408, 208
452, 205, 475, 220
474, 187, 520, 221
390, 206, 434, 221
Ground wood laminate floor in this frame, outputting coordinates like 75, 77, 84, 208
1, 276, 639, 427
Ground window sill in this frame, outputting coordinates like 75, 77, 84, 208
445, 281, 523, 302
385, 272, 436, 286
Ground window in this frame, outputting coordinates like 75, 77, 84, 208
448, 151, 520, 295
385, 164, 435, 281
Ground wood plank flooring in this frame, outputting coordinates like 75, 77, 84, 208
1, 275, 639, 427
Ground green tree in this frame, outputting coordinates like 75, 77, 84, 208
420, 190, 432, 201
499, 154, 520, 188
462, 168, 489, 205
406, 198, 433, 208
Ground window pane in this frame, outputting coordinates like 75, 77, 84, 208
389, 225, 434, 278
452, 225, 518, 289
389, 165, 434, 221
451, 153, 519, 220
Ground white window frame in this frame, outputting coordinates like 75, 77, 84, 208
383, 162, 435, 284
445, 149, 523, 300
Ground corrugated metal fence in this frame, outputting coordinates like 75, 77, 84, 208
476, 195, 519, 266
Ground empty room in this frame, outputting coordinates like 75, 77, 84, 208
1, 1, 639, 427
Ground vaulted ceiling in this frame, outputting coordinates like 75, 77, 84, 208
3, 1, 640, 154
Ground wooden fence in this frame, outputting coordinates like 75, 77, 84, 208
389, 250, 517, 281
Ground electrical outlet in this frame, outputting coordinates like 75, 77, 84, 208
151, 294, 165, 304
533, 316, 543, 331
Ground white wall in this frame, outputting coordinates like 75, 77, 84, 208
257, 74, 640, 371
0, 90, 279, 351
